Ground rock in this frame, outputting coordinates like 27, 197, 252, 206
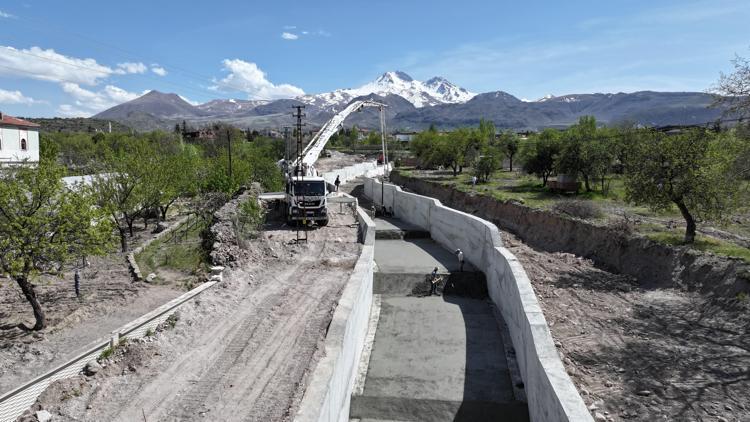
594, 412, 606, 421
35, 410, 52, 422
84, 361, 102, 376
636, 390, 652, 397
588, 403, 598, 411
146, 273, 157, 283
717, 418, 727, 422
604, 380, 613, 387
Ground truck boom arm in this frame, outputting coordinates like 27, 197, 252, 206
292, 100, 386, 173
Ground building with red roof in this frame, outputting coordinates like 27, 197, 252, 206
0, 111, 40, 165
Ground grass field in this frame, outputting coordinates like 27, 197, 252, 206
398, 167, 750, 263
135, 217, 209, 289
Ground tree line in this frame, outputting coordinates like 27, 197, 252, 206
0, 125, 284, 330
409, 116, 750, 245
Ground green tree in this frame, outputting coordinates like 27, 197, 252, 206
624, 129, 745, 243
91, 142, 152, 251
498, 131, 520, 171
478, 118, 496, 144
0, 162, 113, 330
474, 153, 500, 182
430, 136, 464, 176
558, 116, 600, 192
521, 129, 561, 186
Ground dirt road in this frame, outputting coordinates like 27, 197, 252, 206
32, 209, 361, 422
503, 232, 750, 421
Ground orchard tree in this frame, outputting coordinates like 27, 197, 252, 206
474, 152, 500, 182
91, 143, 152, 251
713, 53, 750, 117
521, 129, 561, 186
624, 129, 744, 243
431, 136, 464, 176
498, 131, 520, 171
0, 162, 113, 330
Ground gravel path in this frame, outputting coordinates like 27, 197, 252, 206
32, 209, 361, 422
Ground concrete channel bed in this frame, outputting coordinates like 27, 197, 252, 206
360, 178, 592, 422
296, 177, 591, 422
350, 218, 528, 421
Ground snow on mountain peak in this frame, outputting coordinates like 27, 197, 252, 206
536, 94, 555, 102
299, 71, 476, 110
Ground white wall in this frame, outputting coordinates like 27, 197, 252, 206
294, 207, 376, 422
0, 127, 39, 164
362, 177, 592, 422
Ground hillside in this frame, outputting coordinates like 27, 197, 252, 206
90, 72, 726, 132
22, 117, 132, 133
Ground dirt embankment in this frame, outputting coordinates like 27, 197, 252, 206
390, 172, 750, 296
26, 202, 362, 421
504, 232, 750, 421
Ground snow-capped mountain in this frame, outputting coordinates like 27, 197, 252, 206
196, 98, 269, 115
298, 71, 476, 110
536, 94, 555, 102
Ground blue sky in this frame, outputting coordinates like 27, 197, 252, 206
0, 0, 748, 117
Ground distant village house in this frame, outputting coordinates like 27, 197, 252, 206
393, 131, 418, 142
0, 112, 40, 165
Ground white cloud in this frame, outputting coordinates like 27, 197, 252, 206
0, 88, 41, 105
281, 32, 299, 40
115, 62, 147, 74
60, 82, 139, 114
213, 59, 304, 99
0, 45, 113, 85
283, 25, 296, 30
0, 10, 14, 18
151, 66, 167, 76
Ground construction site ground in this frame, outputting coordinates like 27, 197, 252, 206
25, 209, 361, 422
0, 215, 191, 394
314, 150, 368, 174
503, 232, 750, 421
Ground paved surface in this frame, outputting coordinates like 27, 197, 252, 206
372, 217, 424, 233
374, 238, 475, 274
351, 217, 528, 421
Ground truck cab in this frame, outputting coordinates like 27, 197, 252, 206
286, 177, 329, 226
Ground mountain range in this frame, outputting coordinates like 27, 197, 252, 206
93, 71, 724, 131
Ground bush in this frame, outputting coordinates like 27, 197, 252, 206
552, 200, 603, 220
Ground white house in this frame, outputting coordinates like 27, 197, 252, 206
393, 131, 418, 142
0, 112, 40, 165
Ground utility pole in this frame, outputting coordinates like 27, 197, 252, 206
379, 105, 389, 213
226, 128, 233, 182
283, 126, 291, 162
292, 105, 307, 242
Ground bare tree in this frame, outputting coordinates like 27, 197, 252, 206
712, 53, 750, 118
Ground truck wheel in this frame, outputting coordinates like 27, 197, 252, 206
319, 219, 329, 227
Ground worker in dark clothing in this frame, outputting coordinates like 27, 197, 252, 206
74, 269, 81, 298
334, 175, 341, 192
429, 267, 439, 296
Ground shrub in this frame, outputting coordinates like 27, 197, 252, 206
552, 200, 603, 220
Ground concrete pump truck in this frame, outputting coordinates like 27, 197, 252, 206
280, 99, 387, 227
